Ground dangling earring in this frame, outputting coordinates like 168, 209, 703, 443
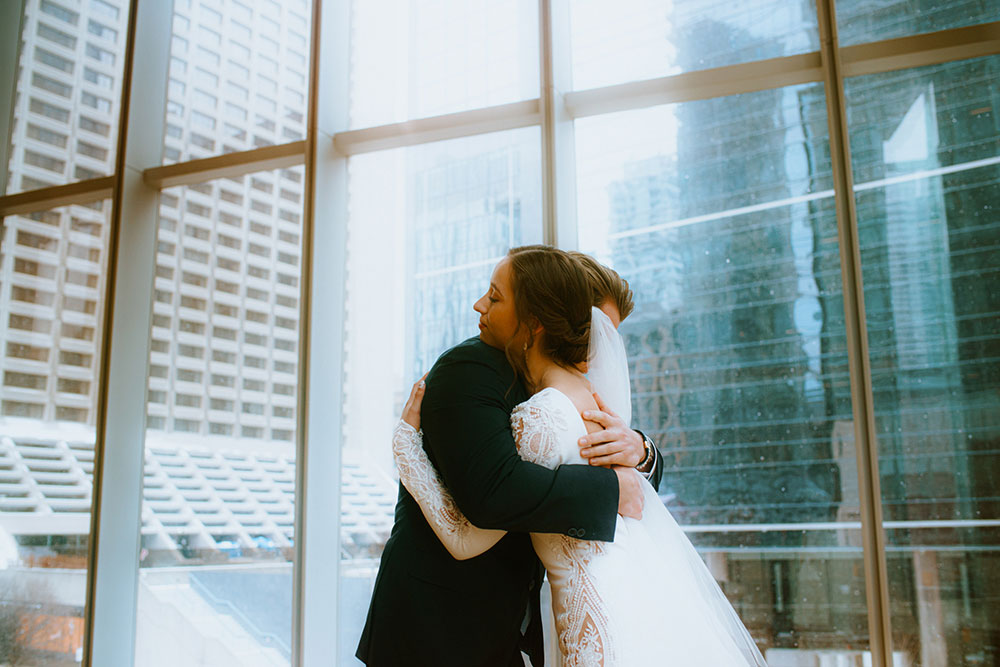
523, 340, 528, 352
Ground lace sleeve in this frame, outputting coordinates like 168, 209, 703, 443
510, 401, 565, 470
391, 420, 506, 560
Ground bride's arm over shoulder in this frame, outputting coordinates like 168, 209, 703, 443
392, 420, 506, 560
510, 398, 563, 470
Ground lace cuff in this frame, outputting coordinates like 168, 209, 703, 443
391, 420, 505, 560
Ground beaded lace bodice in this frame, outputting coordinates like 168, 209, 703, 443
392, 388, 615, 665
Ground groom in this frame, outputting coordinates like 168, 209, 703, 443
357, 251, 663, 666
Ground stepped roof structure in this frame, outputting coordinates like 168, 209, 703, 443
0, 421, 397, 561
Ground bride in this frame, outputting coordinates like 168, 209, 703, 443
392, 248, 767, 666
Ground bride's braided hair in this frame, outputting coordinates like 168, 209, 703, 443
505, 245, 592, 389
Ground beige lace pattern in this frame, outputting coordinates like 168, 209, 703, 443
392, 421, 470, 536
391, 422, 505, 559
512, 391, 615, 666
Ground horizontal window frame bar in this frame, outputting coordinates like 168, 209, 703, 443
0, 175, 114, 216
566, 51, 824, 118
841, 20, 1000, 77
683, 518, 1000, 533
143, 140, 307, 189
332, 98, 540, 156
8, 516, 995, 537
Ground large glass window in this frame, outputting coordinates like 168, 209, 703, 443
134, 167, 304, 667
338, 127, 542, 664
837, 0, 1000, 47
162, 0, 312, 163
0, 200, 111, 666
2, 0, 999, 664
569, 0, 819, 91
5, 0, 130, 194
576, 84, 872, 658
846, 54, 1000, 667
349, 0, 540, 128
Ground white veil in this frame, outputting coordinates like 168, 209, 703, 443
584, 308, 769, 666
585, 306, 632, 426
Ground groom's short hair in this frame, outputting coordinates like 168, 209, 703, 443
570, 252, 635, 322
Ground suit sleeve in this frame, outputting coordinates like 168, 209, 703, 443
635, 429, 664, 491
648, 444, 663, 490
420, 354, 619, 542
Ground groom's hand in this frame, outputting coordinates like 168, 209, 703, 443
614, 467, 644, 520
578, 392, 645, 467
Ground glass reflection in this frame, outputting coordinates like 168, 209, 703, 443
0, 200, 111, 666
847, 55, 1000, 666
5, 0, 130, 194
570, 0, 818, 91
837, 0, 1000, 47
135, 167, 305, 667
576, 83, 872, 659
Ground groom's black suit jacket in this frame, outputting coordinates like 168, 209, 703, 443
357, 337, 663, 666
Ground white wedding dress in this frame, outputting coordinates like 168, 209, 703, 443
392, 308, 767, 666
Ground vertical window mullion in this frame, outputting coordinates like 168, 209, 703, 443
539, 0, 577, 248
85, 0, 171, 665
295, 0, 350, 664
816, 0, 894, 664
0, 0, 24, 199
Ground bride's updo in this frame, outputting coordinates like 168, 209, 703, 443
505, 245, 592, 381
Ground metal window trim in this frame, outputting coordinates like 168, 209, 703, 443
841, 20, 1000, 77
816, 1, 893, 665
0, 0, 26, 200
333, 98, 541, 156
565, 51, 825, 118
294, 0, 350, 664
0, 175, 115, 216
85, 0, 172, 665
539, 0, 578, 248
143, 140, 307, 189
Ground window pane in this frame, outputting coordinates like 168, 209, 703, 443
837, 0, 1000, 47
135, 167, 305, 667
349, 0, 539, 128
576, 85, 873, 659
162, 0, 312, 163
339, 128, 542, 664
0, 199, 112, 665
5, 0, 130, 194
846, 55, 1000, 666
569, 0, 819, 91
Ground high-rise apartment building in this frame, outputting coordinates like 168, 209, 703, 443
2, 0, 311, 448
150, 0, 310, 445
1, 0, 126, 426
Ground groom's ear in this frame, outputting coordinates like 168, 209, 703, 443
528, 316, 543, 337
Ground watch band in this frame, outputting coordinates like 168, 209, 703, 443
636, 435, 653, 469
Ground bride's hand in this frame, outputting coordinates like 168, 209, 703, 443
401, 373, 428, 430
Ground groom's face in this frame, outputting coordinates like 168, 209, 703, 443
474, 258, 520, 350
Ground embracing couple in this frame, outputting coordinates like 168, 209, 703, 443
357, 246, 766, 666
